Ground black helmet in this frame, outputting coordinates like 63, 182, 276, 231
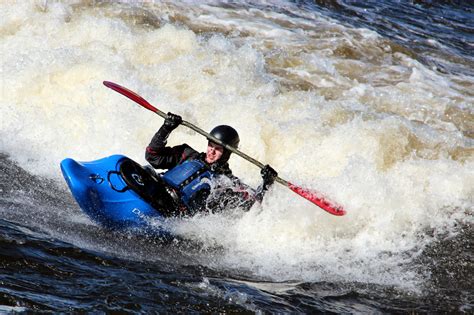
209, 125, 240, 149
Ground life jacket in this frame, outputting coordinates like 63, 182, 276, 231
161, 159, 213, 208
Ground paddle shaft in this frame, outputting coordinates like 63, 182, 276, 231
145, 103, 289, 186
103, 80, 345, 215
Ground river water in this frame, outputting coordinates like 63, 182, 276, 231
1, 1, 473, 313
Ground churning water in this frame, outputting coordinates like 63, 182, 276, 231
1, 1, 472, 312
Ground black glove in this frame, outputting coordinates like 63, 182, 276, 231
261, 164, 278, 187
163, 112, 182, 131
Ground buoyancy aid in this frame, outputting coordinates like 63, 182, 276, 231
161, 159, 213, 208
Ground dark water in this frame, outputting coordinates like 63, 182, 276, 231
310, 0, 474, 75
1, 0, 473, 313
1, 213, 471, 313
1, 218, 472, 313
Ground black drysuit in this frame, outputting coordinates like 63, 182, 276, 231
145, 124, 266, 215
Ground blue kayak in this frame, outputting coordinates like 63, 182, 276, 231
60, 155, 177, 234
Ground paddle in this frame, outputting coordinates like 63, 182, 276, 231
103, 81, 346, 216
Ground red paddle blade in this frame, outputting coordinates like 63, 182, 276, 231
103, 81, 159, 113
288, 183, 346, 216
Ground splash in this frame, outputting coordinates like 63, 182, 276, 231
1, 1, 472, 289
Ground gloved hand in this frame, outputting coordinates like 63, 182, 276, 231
261, 164, 278, 187
163, 112, 182, 131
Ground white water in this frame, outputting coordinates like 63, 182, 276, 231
1, 1, 472, 289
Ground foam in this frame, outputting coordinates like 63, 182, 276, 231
1, 1, 472, 288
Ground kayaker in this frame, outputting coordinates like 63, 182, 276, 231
145, 112, 278, 216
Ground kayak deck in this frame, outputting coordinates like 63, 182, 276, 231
60, 155, 174, 232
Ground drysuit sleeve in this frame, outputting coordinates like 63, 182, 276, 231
210, 175, 260, 212
206, 163, 278, 212
253, 165, 278, 204
230, 169, 277, 211
145, 122, 195, 169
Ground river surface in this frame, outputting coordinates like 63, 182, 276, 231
1, 1, 473, 313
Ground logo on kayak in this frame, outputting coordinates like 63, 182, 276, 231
131, 173, 144, 186
132, 208, 146, 219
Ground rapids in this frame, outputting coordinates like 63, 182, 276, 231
1, 1, 472, 312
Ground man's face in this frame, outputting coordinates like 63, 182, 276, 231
205, 142, 224, 164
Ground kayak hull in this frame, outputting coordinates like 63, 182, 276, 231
60, 155, 168, 233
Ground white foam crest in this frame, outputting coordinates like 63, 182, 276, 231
168, 123, 474, 289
